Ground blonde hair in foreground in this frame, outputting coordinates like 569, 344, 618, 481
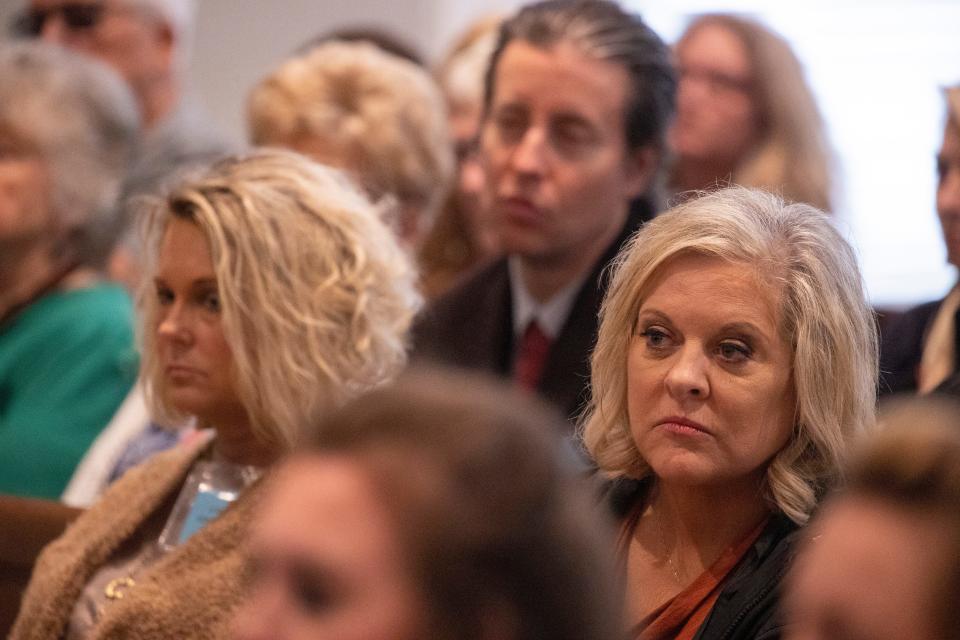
138, 149, 422, 449
581, 187, 877, 524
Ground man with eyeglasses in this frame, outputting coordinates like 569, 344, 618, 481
9, 0, 232, 235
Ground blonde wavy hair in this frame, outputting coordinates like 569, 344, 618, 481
673, 14, 835, 212
138, 149, 422, 450
247, 40, 453, 243
581, 187, 877, 524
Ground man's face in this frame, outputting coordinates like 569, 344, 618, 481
480, 40, 654, 273
28, 0, 173, 98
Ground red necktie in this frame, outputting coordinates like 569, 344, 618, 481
514, 320, 551, 391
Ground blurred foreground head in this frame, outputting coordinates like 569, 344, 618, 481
236, 368, 623, 640
786, 396, 960, 640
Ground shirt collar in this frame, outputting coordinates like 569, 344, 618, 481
508, 256, 588, 339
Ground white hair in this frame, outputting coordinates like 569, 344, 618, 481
127, 0, 195, 68
129, 0, 194, 37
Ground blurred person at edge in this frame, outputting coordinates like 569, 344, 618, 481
0, 41, 140, 499
9, 149, 420, 640
582, 187, 878, 639
13, 0, 234, 505
248, 39, 454, 252
418, 15, 504, 298
785, 396, 960, 640
11, 0, 234, 286
415, 0, 676, 432
880, 85, 960, 396
668, 14, 835, 212
235, 369, 623, 640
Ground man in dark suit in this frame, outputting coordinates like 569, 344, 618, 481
880, 84, 960, 396
415, 0, 676, 426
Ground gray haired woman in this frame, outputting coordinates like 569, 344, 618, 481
0, 41, 141, 499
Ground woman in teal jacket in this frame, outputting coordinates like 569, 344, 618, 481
0, 42, 141, 498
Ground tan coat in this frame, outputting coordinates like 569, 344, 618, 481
10, 439, 263, 639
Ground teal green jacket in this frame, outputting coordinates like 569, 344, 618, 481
0, 284, 138, 498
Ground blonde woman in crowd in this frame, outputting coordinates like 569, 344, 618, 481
10, 149, 420, 639
247, 40, 454, 250
668, 15, 835, 212
582, 187, 877, 639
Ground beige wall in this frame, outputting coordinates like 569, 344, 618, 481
192, 0, 434, 145
192, 0, 525, 144
0, 0, 525, 143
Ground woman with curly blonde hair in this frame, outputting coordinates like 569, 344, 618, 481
11, 148, 421, 640
581, 187, 876, 639
247, 39, 453, 250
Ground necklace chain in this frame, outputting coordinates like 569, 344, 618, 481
654, 510, 683, 586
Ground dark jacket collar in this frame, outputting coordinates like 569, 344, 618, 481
604, 476, 800, 640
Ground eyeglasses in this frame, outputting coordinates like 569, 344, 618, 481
678, 65, 754, 96
11, 3, 106, 38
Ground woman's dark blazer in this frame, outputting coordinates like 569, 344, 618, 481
608, 479, 800, 640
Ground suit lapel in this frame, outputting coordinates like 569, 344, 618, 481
538, 213, 644, 421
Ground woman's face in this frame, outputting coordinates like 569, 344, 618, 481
937, 118, 960, 266
154, 216, 244, 427
449, 98, 498, 255
235, 455, 426, 640
670, 23, 760, 169
0, 131, 53, 245
626, 253, 795, 489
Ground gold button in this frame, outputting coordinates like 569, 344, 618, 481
104, 576, 136, 600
